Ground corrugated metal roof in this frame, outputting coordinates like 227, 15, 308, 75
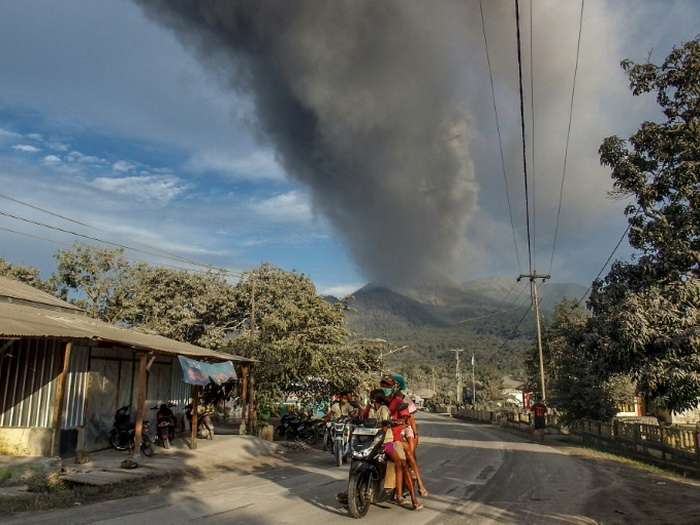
0, 275, 82, 312
0, 276, 251, 363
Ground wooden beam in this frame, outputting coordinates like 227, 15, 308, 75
239, 364, 248, 435
132, 352, 149, 459
51, 341, 72, 456
190, 384, 199, 449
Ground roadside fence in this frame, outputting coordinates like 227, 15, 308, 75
450, 407, 700, 473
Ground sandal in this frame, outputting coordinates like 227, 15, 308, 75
419, 488, 429, 497
396, 499, 413, 508
414, 503, 424, 511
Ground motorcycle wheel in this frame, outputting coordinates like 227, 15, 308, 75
347, 471, 372, 518
336, 442, 343, 467
109, 432, 130, 451
162, 436, 170, 449
300, 428, 318, 445
323, 432, 332, 451
140, 439, 154, 457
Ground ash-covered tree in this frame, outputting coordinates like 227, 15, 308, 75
51, 244, 238, 348
533, 301, 633, 423
0, 257, 55, 294
228, 263, 382, 414
590, 38, 700, 412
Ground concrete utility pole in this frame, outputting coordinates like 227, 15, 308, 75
450, 349, 463, 405
471, 353, 476, 406
518, 273, 550, 401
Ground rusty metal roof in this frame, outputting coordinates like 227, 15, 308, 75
0, 276, 251, 362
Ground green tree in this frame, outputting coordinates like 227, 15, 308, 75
591, 37, 700, 412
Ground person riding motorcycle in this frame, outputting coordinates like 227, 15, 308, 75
325, 392, 360, 420
379, 375, 422, 510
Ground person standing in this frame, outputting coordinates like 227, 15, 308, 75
529, 397, 547, 444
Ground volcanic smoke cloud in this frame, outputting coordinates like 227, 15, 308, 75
135, 0, 478, 286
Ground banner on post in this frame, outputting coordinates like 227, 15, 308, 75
178, 355, 238, 386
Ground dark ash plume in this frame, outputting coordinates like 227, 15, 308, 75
135, 0, 479, 285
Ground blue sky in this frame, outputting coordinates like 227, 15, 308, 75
0, 1, 698, 297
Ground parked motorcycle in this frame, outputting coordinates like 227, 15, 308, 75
276, 413, 322, 444
184, 403, 214, 440
330, 416, 355, 467
345, 409, 413, 518
108, 404, 155, 457
152, 403, 177, 449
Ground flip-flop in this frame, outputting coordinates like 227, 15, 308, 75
414, 503, 424, 510
419, 488, 429, 497
396, 499, 412, 508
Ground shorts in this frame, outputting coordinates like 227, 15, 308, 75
533, 417, 546, 430
401, 426, 415, 440
384, 441, 406, 460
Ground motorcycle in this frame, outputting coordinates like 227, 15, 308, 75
108, 404, 155, 457
152, 403, 177, 449
330, 416, 355, 467
185, 403, 215, 440
276, 413, 322, 444
345, 408, 413, 518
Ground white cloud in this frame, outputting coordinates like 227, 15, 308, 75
90, 174, 188, 203
186, 149, 285, 181
42, 155, 61, 164
0, 128, 21, 141
250, 190, 313, 223
12, 144, 40, 153
112, 160, 136, 172
319, 283, 363, 298
66, 151, 105, 164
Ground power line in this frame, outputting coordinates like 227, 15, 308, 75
576, 224, 631, 306
479, 0, 522, 273
0, 190, 241, 276
549, 0, 586, 275
0, 209, 243, 279
529, 0, 537, 272
515, 0, 534, 275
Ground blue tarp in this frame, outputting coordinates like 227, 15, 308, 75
178, 355, 237, 386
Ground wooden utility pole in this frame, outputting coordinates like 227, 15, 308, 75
248, 273, 256, 433
450, 349, 463, 405
518, 273, 550, 400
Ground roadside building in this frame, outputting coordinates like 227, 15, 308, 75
0, 275, 253, 457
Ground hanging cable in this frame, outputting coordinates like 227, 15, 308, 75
549, 0, 586, 275
479, 0, 522, 273
0, 190, 230, 273
576, 224, 630, 306
529, 0, 537, 272
515, 0, 534, 275
0, 210, 243, 278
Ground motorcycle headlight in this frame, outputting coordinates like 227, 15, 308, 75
351, 433, 384, 459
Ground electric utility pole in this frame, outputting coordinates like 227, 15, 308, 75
451, 349, 463, 405
518, 273, 550, 401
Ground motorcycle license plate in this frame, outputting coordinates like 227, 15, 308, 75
353, 427, 380, 436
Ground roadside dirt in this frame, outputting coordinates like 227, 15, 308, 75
550, 443, 700, 524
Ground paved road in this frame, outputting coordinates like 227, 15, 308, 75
2, 413, 683, 524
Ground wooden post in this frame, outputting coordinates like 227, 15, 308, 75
190, 384, 199, 449
239, 364, 248, 435
694, 430, 700, 469
248, 365, 256, 434
51, 342, 72, 457
132, 353, 149, 459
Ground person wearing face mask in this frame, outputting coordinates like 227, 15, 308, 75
384, 375, 429, 498
379, 376, 423, 510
